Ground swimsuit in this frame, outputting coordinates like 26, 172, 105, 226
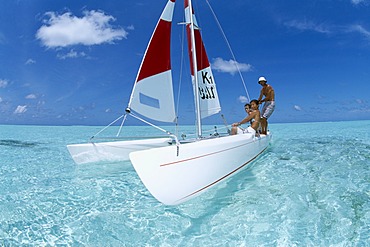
261, 101, 275, 119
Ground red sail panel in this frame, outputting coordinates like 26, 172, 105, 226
186, 26, 211, 76
184, 0, 189, 8
136, 0, 175, 83
137, 20, 172, 82
184, 0, 210, 76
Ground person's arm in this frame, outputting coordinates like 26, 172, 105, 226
233, 112, 255, 126
257, 89, 264, 102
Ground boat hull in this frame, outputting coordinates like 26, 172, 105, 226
129, 133, 271, 205
67, 138, 172, 164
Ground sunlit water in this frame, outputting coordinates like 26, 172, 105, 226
0, 121, 369, 246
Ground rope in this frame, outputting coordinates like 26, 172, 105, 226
129, 113, 172, 135
221, 114, 231, 134
175, 18, 187, 137
90, 114, 125, 140
117, 114, 127, 137
205, 0, 250, 102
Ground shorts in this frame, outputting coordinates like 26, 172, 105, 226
236, 126, 256, 136
261, 101, 275, 119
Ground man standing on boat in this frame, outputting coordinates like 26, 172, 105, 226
257, 76, 275, 135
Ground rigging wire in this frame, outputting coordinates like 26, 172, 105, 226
129, 113, 172, 135
117, 114, 127, 137
90, 114, 125, 140
175, 17, 187, 137
205, 0, 251, 102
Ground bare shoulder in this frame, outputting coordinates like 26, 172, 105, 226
250, 110, 257, 117
251, 109, 260, 117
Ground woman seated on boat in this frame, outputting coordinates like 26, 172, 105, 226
231, 99, 260, 136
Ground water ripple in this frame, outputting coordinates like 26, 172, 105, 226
0, 122, 369, 246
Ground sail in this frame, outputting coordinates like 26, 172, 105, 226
128, 0, 176, 123
184, 0, 221, 119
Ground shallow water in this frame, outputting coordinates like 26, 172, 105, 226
0, 121, 369, 246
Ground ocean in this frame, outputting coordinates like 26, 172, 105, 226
0, 121, 369, 246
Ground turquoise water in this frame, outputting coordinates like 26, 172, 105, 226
0, 121, 369, 246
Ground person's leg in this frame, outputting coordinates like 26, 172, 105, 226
260, 117, 267, 134
261, 101, 274, 134
231, 126, 237, 135
260, 102, 267, 135
246, 126, 256, 136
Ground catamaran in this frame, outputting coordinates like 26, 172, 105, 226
67, 0, 272, 205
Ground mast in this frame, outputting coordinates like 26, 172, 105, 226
186, 0, 202, 138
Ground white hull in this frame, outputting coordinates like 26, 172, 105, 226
129, 132, 271, 205
67, 138, 172, 165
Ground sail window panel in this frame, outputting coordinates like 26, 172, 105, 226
139, 93, 160, 109
131, 71, 176, 123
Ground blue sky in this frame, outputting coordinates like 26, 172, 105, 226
0, 0, 369, 126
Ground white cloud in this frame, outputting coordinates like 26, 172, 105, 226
26, 94, 37, 99
212, 57, 253, 75
0, 97, 3, 103
284, 20, 331, 34
14, 105, 28, 114
294, 105, 302, 111
283, 19, 370, 45
351, 0, 366, 5
36, 10, 128, 48
238, 95, 249, 103
126, 25, 135, 30
347, 24, 370, 40
0, 79, 8, 88
284, 19, 370, 43
25, 59, 36, 65
57, 49, 87, 59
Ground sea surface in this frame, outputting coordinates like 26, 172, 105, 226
0, 121, 369, 246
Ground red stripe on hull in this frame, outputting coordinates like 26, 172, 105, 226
176, 147, 268, 203
160, 140, 253, 167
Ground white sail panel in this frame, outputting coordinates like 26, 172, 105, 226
194, 67, 221, 118
160, 0, 175, 22
131, 71, 176, 122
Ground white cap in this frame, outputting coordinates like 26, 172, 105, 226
258, 76, 267, 82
